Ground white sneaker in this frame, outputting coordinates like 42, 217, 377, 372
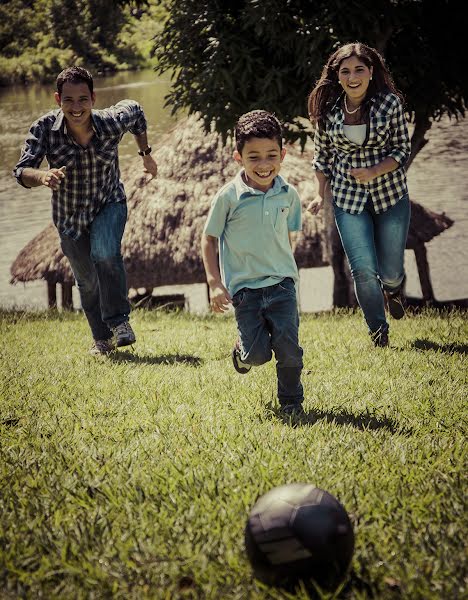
111, 321, 136, 347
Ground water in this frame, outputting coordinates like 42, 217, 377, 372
1, 70, 467, 311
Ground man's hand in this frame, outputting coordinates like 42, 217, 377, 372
42, 166, 66, 190
209, 283, 232, 313
143, 154, 158, 178
306, 195, 324, 215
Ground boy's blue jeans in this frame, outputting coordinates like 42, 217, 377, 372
59, 202, 130, 341
333, 194, 410, 334
232, 278, 304, 407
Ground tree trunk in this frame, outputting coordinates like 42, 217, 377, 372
407, 112, 432, 170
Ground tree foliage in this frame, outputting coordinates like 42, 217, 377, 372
153, 0, 467, 157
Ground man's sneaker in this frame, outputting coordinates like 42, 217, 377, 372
280, 404, 305, 418
89, 338, 115, 355
370, 327, 389, 348
111, 321, 136, 347
385, 289, 406, 320
231, 340, 251, 374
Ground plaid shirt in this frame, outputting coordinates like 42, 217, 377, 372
313, 91, 410, 214
13, 100, 147, 239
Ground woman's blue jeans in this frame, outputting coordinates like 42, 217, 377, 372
59, 202, 130, 340
333, 195, 410, 334
232, 278, 304, 407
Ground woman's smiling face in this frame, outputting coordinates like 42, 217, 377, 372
338, 55, 373, 104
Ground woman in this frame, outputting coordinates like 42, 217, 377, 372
308, 42, 411, 347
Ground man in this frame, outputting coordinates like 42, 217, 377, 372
13, 66, 158, 355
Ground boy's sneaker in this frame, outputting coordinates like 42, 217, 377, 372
385, 288, 406, 320
370, 328, 389, 348
89, 339, 115, 355
111, 321, 136, 347
231, 340, 251, 374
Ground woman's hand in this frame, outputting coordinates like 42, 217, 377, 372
306, 195, 324, 215
350, 166, 377, 184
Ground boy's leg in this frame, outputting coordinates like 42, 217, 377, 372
232, 288, 272, 367
59, 232, 113, 342
265, 279, 304, 408
89, 202, 132, 331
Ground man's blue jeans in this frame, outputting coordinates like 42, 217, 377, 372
333, 195, 410, 334
232, 278, 304, 407
60, 202, 130, 340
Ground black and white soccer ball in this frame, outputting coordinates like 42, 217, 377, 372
245, 483, 354, 590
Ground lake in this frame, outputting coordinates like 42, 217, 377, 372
0, 69, 467, 312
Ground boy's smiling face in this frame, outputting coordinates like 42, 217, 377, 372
234, 137, 286, 192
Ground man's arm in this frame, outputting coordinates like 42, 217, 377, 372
201, 233, 231, 312
20, 166, 66, 189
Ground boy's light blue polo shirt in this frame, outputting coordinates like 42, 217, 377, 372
203, 170, 302, 296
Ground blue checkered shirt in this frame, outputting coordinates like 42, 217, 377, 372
13, 100, 147, 239
313, 91, 410, 214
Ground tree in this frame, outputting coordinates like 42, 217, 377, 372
153, 0, 467, 160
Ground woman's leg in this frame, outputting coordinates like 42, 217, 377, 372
374, 195, 411, 294
334, 203, 387, 334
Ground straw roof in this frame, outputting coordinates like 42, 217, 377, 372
10, 114, 452, 287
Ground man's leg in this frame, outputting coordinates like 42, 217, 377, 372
266, 279, 304, 409
89, 203, 132, 338
60, 233, 112, 342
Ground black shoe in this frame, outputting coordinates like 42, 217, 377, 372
385, 289, 406, 320
280, 404, 305, 418
370, 328, 389, 348
231, 341, 251, 374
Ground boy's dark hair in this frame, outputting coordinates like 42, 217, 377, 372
235, 110, 283, 153
56, 66, 94, 96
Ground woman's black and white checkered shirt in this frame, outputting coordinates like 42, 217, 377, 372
313, 91, 410, 214
13, 100, 147, 240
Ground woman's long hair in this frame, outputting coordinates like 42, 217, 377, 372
308, 42, 403, 126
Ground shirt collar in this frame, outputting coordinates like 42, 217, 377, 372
234, 170, 289, 199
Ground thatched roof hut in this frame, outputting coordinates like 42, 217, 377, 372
10, 114, 453, 305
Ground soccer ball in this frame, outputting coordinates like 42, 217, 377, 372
245, 483, 354, 591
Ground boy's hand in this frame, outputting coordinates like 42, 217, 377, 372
306, 195, 324, 215
41, 166, 66, 190
209, 284, 232, 313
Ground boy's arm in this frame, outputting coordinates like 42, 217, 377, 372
201, 234, 232, 313
134, 130, 158, 177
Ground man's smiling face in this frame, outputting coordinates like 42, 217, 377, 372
55, 82, 95, 128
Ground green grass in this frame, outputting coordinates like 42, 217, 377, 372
0, 308, 466, 599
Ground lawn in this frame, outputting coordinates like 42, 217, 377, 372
0, 308, 466, 599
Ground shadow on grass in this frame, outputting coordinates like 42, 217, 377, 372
268, 403, 410, 434
109, 351, 202, 366
410, 338, 468, 355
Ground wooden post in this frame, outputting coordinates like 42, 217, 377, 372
61, 283, 74, 310
47, 281, 57, 309
413, 244, 435, 303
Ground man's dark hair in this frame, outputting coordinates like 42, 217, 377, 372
56, 66, 94, 96
235, 110, 283, 153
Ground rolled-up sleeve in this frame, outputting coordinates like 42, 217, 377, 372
112, 100, 147, 136
387, 98, 411, 167
312, 123, 333, 178
13, 121, 47, 188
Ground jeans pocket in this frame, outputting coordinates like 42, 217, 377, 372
232, 289, 247, 308
277, 278, 296, 294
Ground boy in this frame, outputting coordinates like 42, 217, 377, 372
13, 66, 158, 355
201, 110, 304, 416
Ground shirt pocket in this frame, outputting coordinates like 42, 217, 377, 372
95, 139, 118, 166
47, 144, 76, 169
275, 206, 289, 232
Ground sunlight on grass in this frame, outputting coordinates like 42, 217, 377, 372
0, 308, 466, 599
